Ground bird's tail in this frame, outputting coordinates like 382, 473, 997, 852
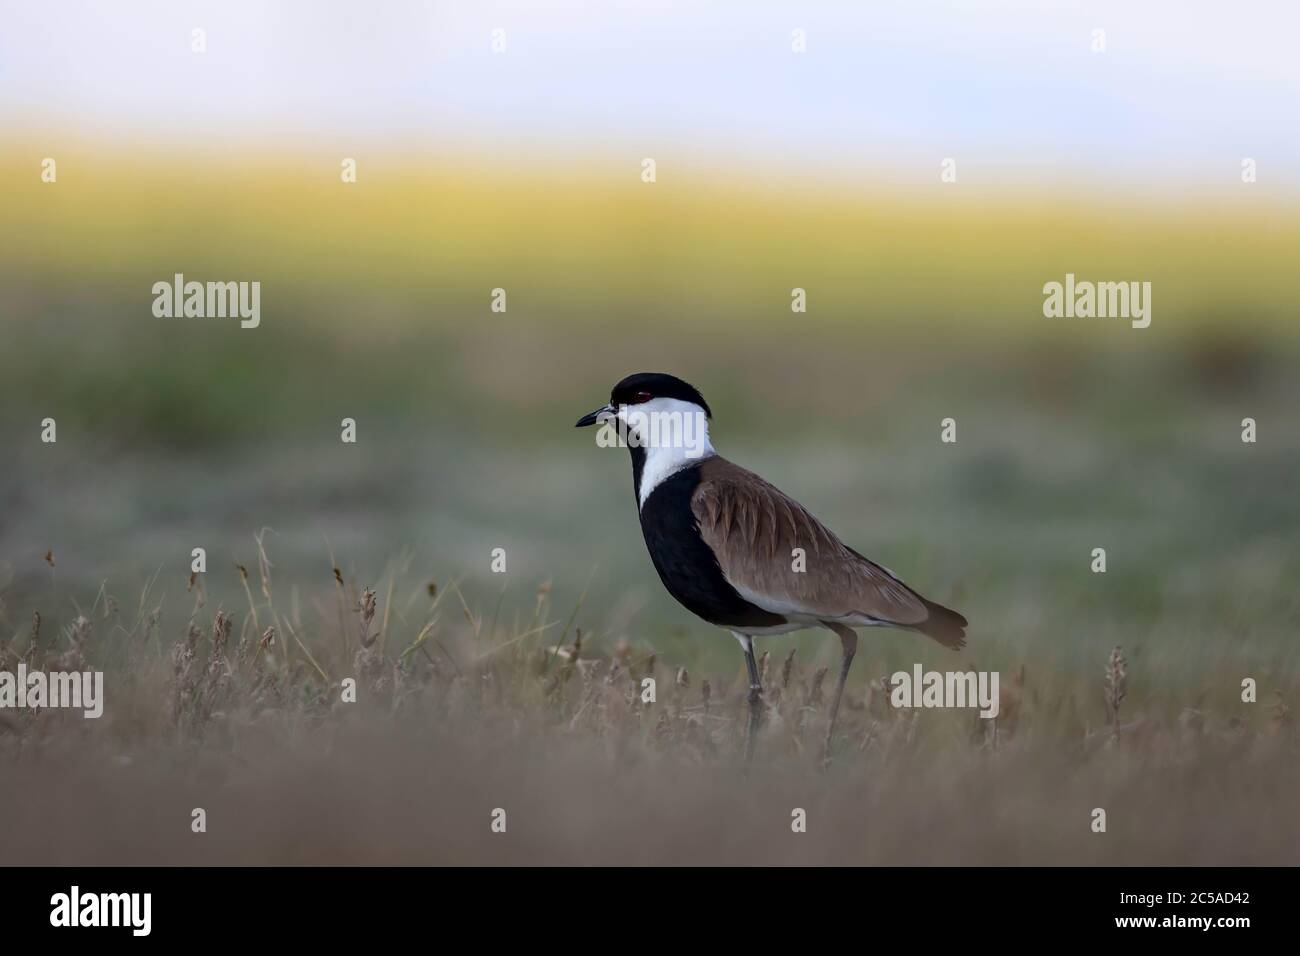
911, 597, 968, 649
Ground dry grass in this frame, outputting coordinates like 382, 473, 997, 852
1, 540, 1297, 866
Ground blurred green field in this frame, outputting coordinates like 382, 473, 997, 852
1, 140, 1298, 689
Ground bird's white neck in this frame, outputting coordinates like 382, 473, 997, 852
614, 398, 715, 508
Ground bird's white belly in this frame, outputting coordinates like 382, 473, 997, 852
727, 582, 892, 636
729, 612, 895, 638
729, 620, 811, 637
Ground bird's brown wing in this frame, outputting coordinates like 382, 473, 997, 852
690, 457, 966, 647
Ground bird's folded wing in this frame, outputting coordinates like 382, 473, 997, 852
690, 457, 929, 625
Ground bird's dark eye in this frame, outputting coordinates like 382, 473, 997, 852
633, 391, 652, 404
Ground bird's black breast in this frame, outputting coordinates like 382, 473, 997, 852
637, 463, 787, 630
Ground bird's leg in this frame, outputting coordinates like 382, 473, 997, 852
738, 633, 763, 762
823, 623, 858, 764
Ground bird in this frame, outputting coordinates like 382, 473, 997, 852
576, 372, 967, 760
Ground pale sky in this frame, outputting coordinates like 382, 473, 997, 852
2, 0, 1297, 187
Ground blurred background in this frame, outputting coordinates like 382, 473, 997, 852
1, 0, 1297, 683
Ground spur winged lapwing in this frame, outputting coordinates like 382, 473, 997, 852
576, 372, 967, 759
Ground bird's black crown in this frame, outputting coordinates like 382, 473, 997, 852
610, 372, 712, 418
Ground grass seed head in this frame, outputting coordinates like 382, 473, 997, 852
358, 587, 378, 648
781, 648, 796, 689
1106, 645, 1128, 744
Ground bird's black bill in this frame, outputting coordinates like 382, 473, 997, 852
575, 404, 613, 428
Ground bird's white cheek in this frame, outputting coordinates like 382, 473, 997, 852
615, 409, 650, 446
